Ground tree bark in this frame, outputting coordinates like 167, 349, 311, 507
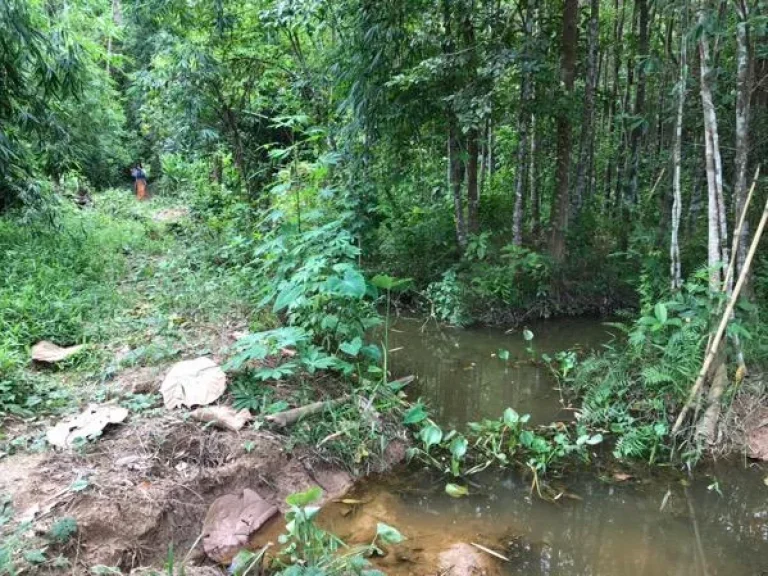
698, 5, 727, 292
549, 0, 579, 263
733, 1, 752, 282
574, 0, 600, 213
671, 11, 688, 290
467, 127, 480, 234
627, 0, 649, 206
449, 122, 467, 250
513, 0, 533, 246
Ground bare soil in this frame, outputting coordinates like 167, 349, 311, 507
0, 412, 365, 573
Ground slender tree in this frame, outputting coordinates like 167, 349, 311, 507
550, 0, 579, 263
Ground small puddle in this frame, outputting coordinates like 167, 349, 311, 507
333, 318, 768, 575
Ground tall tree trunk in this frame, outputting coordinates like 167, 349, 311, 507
628, 0, 649, 206
671, 10, 688, 290
530, 113, 540, 239
734, 1, 752, 280
467, 127, 480, 234
604, 0, 626, 205
449, 122, 467, 250
549, 0, 579, 263
698, 4, 727, 292
513, 0, 534, 246
574, 0, 600, 213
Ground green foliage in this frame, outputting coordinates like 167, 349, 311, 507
567, 276, 722, 462
46, 517, 77, 545
406, 405, 602, 478
0, 206, 147, 414
273, 487, 386, 575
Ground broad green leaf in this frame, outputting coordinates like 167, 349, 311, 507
403, 404, 428, 425
503, 408, 520, 426
497, 349, 510, 361
286, 486, 322, 507
273, 284, 303, 312
523, 329, 534, 341
445, 483, 469, 498
654, 302, 668, 324
339, 337, 362, 357
449, 435, 468, 460
325, 269, 366, 298
23, 550, 47, 564
420, 424, 443, 451
370, 274, 412, 291
376, 522, 405, 544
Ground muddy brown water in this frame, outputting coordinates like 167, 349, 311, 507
332, 318, 768, 575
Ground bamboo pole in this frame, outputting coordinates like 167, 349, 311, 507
671, 193, 768, 436
722, 165, 759, 292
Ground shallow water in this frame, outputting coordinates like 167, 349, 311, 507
354, 318, 768, 576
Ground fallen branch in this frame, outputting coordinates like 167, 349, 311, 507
672, 193, 768, 437
470, 542, 510, 562
265, 395, 350, 428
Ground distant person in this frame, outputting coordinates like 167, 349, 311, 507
131, 163, 148, 201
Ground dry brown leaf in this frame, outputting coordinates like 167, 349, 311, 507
160, 357, 226, 409
202, 489, 278, 563
31, 341, 84, 364
190, 406, 251, 431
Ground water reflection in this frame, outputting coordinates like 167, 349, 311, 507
388, 317, 613, 426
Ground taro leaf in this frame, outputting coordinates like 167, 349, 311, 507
273, 284, 303, 312
286, 486, 323, 508
497, 349, 510, 361
325, 269, 366, 298
654, 302, 668, 324
519, 430, 534, 447
523, 329, 534, 342
445, 483, 469, 498
370, 275, 412, 292
339, 337, 362, 357
403, 404, 428, 425
449, 435, 468, 460
360, 344, 382, 362
503, 408, 520, 426
420, 424, 443, 451
376, 522, 405, 544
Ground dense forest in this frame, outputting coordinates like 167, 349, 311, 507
2, 0, 768, 574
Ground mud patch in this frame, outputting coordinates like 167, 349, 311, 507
0, 414, 359, 572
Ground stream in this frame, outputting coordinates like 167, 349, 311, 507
328, 318, 768, 575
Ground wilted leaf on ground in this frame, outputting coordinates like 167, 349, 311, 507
445, 483, 469, 498
202, 489, 278, 563
46, 404, 129, 449
160, 357, 226, 409
31, 341, 84, 364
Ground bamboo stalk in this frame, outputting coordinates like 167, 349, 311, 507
722, 165, 759, 292
671, 193, 768, 436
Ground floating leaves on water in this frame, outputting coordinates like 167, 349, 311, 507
445, 483, 469, 498
376, 522, 405, 544
523, 329, 534, 342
